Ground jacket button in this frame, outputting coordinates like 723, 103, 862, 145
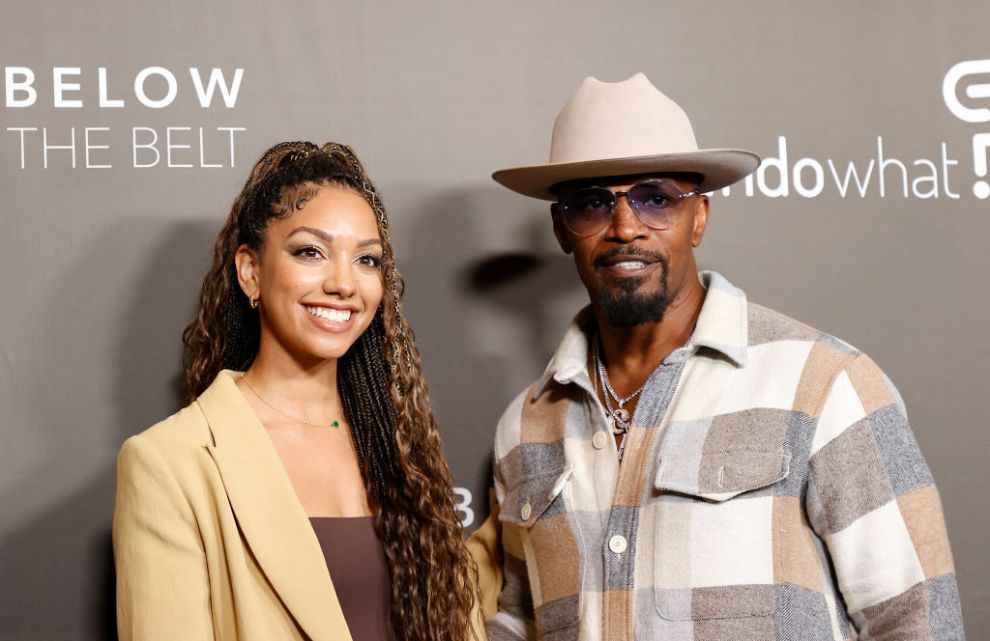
593, 431, 608, 449
521, 501, 532, 521
608, 535, 627, 554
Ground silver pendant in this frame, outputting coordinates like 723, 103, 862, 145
610, 415, 629, 436
612, 408, 629, 423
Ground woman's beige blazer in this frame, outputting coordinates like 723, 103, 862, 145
113, 370, 354, 641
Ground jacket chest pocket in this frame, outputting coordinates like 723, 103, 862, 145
498, 465, 582, 634
652, 446, 792, 620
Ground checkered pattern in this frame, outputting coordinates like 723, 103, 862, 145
485, 272, 964, 641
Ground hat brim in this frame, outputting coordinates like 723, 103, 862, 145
492, 149, 761, 200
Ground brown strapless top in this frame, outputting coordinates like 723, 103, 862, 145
309, 516, 397, 641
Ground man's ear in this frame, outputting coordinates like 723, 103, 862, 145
234, 244, 261, 300
691, 196, 709, 248
550, 204, 573, 254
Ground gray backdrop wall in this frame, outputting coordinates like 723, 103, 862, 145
1, 1, 987, 638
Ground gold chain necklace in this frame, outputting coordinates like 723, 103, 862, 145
241, 375, 341, 429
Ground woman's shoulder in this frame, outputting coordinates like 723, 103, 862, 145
113, 394, 225, 529
133, 400, 213, 446
117, 370, 244, 469
118, 400, 213, 472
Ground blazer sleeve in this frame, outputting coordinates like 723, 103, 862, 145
113, 435, 215, 641
465, 504, 504, 622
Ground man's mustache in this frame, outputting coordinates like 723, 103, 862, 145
593, 246, 667, 268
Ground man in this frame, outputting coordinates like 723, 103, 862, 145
468, 73, 964, 641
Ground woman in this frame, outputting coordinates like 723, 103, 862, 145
113, 141, 479, 641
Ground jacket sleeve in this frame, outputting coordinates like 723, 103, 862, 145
806, 353, 965, 640
113, 436, 215, 641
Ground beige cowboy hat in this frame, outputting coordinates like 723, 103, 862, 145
492, 73, 761, 200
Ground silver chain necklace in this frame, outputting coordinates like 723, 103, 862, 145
593, 341, 646, 460
241, 375, 341, 429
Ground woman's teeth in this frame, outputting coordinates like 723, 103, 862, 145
305, 306, 352, 322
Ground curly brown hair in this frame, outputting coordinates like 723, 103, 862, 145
182, 141, 479, 641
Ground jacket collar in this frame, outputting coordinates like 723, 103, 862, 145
198, 370, 352, 641
534, 271, 749, 398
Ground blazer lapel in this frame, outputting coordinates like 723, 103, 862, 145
199, 371, 352, 641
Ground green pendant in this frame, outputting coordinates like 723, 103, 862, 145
331, 420, 339, 429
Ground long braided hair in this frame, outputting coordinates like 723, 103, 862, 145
182, 141, 478, 641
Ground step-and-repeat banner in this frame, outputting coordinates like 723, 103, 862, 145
1, 1, 987, 638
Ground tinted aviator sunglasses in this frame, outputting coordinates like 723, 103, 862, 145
554, 180, 701, 238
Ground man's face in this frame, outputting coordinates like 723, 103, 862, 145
551, 173, 709, 327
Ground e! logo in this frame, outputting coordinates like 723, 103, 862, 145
943, 60, 990, 199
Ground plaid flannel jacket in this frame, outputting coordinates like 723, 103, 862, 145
484, 271, 964, 641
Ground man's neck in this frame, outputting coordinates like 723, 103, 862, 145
593, 277, 706, 397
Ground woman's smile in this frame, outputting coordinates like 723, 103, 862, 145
303, 303, 358, 333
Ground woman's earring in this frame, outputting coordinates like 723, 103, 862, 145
249, 295, 259, 309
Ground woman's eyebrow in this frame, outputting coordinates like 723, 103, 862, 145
287, 227, 382, 249
287, 226, 334, 243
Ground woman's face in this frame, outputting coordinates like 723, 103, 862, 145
236, 185, 385, 363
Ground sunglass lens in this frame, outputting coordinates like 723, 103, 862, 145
561, 188, 614, 236
628, 182, 679, 229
